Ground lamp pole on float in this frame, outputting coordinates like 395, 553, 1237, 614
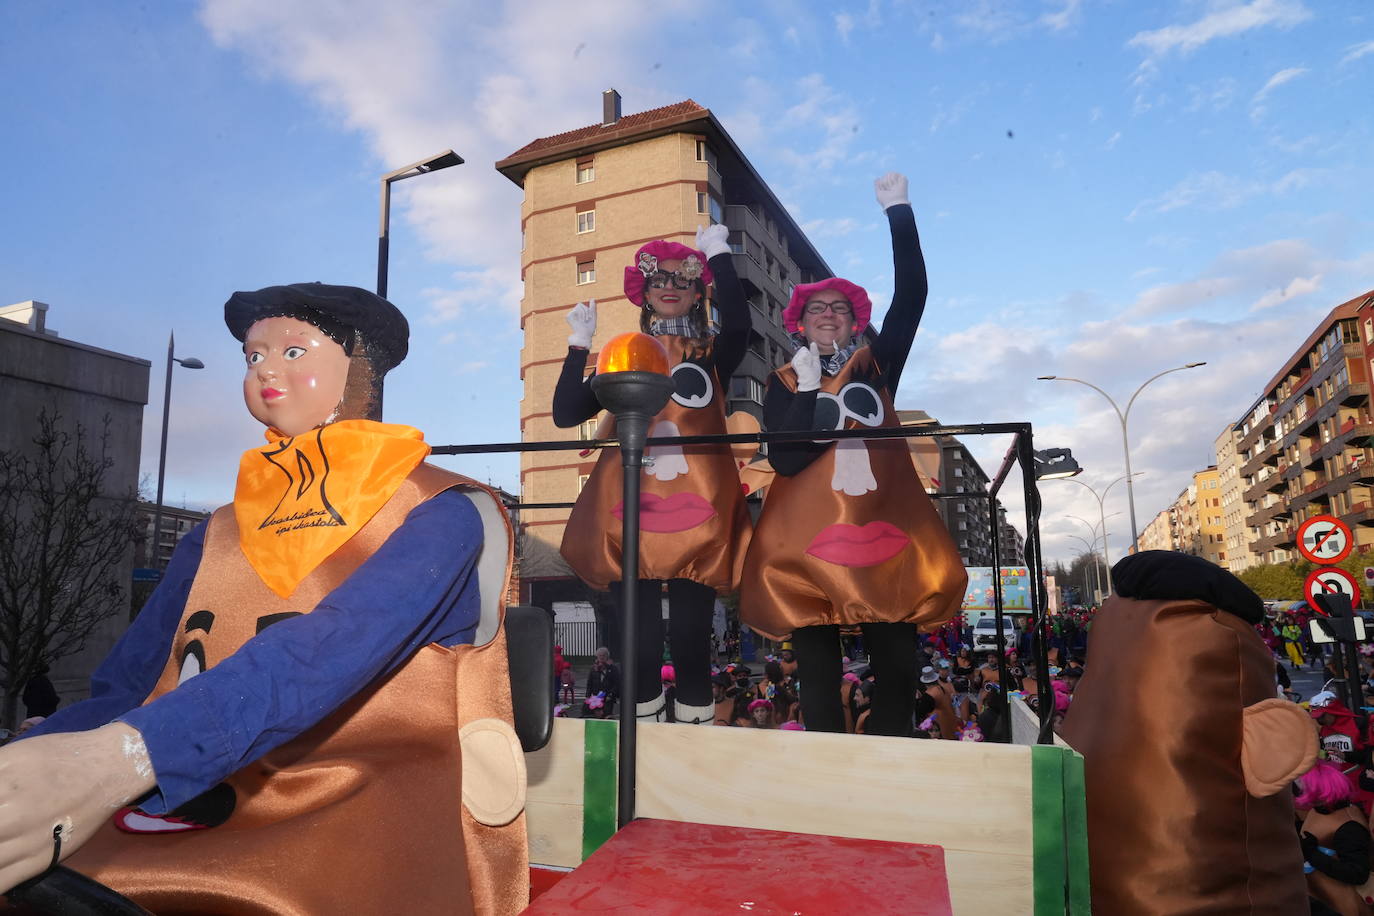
589, 332, 674, 830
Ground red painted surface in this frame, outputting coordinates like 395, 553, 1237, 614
521, 818, 952, 915
528, 866, 571, 905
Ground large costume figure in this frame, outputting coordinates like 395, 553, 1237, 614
2, 284, 527, 914
1059, 551, 1316, 916
740, 173, 966, 737
554, 226, 751, 724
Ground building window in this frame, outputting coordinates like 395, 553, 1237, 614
576, 158, 594, 183
577, 260, 596, 285
695, 139, 718, 170
730, 377, 764, 404
578, 418, 599, 441
697, 192, 707, 214
577, 474, 590, 493
709, 195, 723, 225
577, 209, 595, 233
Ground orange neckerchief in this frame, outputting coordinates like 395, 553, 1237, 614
233, 419, 431, 598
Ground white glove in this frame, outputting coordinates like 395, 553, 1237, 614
566, 299, 596, 349
874, 172, 910, 211
695, 223, 731, 260
792, 342, 822, 392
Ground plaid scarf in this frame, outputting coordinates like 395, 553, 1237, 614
649, 314, 715, 338
793, 334, 861, 375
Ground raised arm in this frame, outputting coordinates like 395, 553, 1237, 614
762, 345, 829, 477
696, 224, 750, 381
869, 173, 928, 393
552, 299, 602, 427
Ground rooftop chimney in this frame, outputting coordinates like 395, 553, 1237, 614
0, 300, 50, 334
602, 89, 621, 127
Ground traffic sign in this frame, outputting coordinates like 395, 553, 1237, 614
1296, 515, 1354, 564
1305, 567, 1362, 608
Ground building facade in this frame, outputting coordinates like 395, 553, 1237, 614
933, 432, 996, 567
137, 502, 211, 569
1215, 423, 1256, 572
0, 301, 150, 707
496, 94, 832, 599
1192, 467, 1225, 566
1237, 291, 1374, 566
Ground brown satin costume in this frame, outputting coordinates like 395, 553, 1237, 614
1301, 805, 1374, 916
560, 336, 751, 592
63, 465, 529, 916
739, 348, 966, 640
1059, 594, 1317, 915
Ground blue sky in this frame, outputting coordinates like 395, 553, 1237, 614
2, 0, 1371, 566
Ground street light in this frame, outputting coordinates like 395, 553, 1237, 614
151, 332, 204, 570
1051, 474, 1143, 593
1068, 512, 1118, 598
1033, 447, 1082, 480
1065, 535, 1102, 602
377, 149, 465, 298
1038, 363, 1206, 553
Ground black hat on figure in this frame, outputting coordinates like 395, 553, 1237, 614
224, 282, 410, 373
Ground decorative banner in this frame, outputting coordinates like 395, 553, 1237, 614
1296, 514, 1353, 565
962, 567, 1032, 618
1304, 567, 1363, 608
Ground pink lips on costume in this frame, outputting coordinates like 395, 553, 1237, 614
611, 492, 716, 533
805, 521, 910, 568
262, 388, 284, 401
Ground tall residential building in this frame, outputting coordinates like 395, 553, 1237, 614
996, 504, 1027, 567
1139, 507, 1176, 553
932, 431, 995, 566
137, 501, 211, 569
1192, 466, 1225, 566
495, 93, 832, 604
1215, 423, 1256, 571
1238, 290, 1374, 565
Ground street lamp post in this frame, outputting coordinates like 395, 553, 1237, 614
1053, 474, 1141, 593
151, 332, 203, 570
1065, 535, 1102, 602
377, 149, 464, 298
1038, 364, 1206, 553
1068, 512, 1119, 599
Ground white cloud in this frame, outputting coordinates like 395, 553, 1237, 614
1040, 0, 1083, 32
800, 216, 861, 239
835, 11, 854, 43
1103, 130, 1121, 150
1128, 0, 1311, 58
1250, 66, 1307, 121
1184, 77, 1237, 112
1250, 274, 1323, 311
1340, 40, 1374, 66
199, 0, 698, 325
1129, 168, 1325, 220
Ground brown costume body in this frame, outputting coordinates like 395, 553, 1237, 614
560, 336, 751, 592
739, 349, 966, 639
1301, 806, 1374, 916
1059, 595, 1316, 915
65, 465, 528, 915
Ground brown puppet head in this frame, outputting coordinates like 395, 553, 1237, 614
1059, 550, 1317, 916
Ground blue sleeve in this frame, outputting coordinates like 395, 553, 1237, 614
20, 521, 208, 740
119, 489, 484, 813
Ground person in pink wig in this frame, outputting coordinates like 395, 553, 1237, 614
554, 225, 751, 726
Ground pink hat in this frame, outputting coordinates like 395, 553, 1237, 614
779, 721, 805, 731
842, 672, 861, 684
623, 240, 714, 306
660, 664, 676, 683
784, 277, 873, 335
748, 698, 772, 713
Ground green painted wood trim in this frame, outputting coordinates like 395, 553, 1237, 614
581, 718, 618, 860
1063, 750, 1091, 916
1032, 745, 1067, 916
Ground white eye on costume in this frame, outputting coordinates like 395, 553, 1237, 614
178, 642, 206, 685
814, 382, 884, 496
671, 362, 713, 409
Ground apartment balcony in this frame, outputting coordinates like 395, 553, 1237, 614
1340, 501, 1374, 527
1343, 381, 1372, 407
1241, 439, 1280, 478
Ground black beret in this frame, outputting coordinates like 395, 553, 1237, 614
224, 282, 409, 373
1111, 550, 1264, 624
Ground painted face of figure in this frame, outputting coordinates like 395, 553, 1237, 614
751, 706, 772, 727
800, 290, 856, 354
644, 258, 701, 319
243, 317, 351, 436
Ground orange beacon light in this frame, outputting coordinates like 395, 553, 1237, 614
596, 332, 671, 376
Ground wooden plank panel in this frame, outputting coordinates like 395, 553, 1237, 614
634, 724, 1034, 915
525, 717, 586, 868
525, 717, 584, 805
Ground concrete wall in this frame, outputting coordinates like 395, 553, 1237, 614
0, 314, 150, 712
